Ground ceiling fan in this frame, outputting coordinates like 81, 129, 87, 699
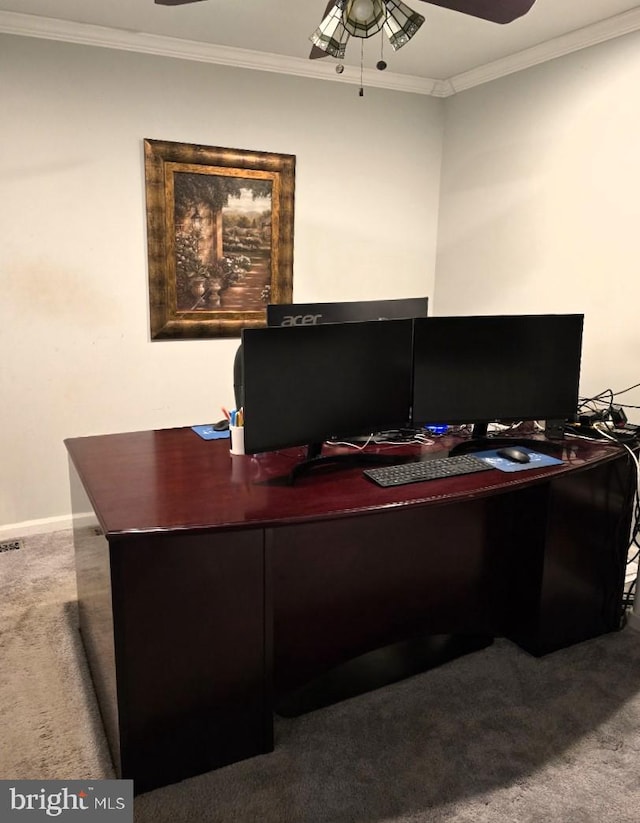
153, 0, 538, 62
308, 0, 537, 60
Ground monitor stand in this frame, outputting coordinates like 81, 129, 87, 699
287, 442, 412, 485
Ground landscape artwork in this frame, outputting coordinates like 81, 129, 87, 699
144, 139, 295, 339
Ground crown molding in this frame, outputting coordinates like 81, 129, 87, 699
0, 10, 437, 95
445, 7, 640, 95
2, 8, 640, 98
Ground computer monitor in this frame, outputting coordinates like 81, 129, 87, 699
266, 296, 428, 327
233, 296, 428, 408
411, 314, 584, 436
241, 319, 414, 469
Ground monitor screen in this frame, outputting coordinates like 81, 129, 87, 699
411, 314, 584, 428
242, 319, 414, 455
266, 296, 428, 327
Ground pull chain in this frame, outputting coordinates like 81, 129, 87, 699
377, 31, 387, 71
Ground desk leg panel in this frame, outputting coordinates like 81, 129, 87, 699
508, 455, 634, 654
70, 462, 121, 772
107, 529, 270, 793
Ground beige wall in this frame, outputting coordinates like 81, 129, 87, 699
0, 35, 443, 534
435, 30, 640, 419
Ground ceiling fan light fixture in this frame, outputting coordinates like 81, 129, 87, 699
343, 0, 386, 38
351, 0, 375, 17
310, 0, 425, 59
382, 0, 425, 51
310, 0, 351, 59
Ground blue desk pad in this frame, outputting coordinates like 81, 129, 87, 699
191, 425, 230, 441
474, 448, 563, 472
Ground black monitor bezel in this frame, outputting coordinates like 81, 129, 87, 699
241, 318, 415, 456
411, 313, 584, 428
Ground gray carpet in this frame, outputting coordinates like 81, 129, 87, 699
2, 530, 640, 822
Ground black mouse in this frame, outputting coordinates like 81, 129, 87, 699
497, 446, 530, 464
212, 419, 230, 432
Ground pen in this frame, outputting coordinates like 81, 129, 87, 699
221, 407, 231, 421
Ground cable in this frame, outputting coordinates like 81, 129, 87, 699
594, 422, 640, 620
328, 434, 375, 450
330, 429, 437, 450
578, 380, 640, 418
612, 381, 640, 398
593, 423, 639, 493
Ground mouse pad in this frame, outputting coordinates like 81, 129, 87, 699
192, 425, 230, 441
473, 448, 563, 472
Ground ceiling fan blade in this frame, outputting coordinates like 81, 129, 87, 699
155, 0, 207, 6
310, 44, 330, 60
422, 0, 536, 24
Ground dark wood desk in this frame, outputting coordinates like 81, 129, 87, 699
65, 429, 635, 794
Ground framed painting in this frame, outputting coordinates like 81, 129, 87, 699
144, 139, 295, 339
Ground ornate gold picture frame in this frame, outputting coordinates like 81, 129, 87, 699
144, 139, 295, 339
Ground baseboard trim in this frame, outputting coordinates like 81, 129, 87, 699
0, 512, 96, 541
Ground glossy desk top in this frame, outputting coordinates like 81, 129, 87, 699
65, 428, 624, 537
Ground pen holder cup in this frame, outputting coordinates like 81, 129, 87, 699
229, 425, 245, 456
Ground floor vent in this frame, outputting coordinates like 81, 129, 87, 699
0, 539, 23, 554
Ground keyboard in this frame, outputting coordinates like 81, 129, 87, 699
363, 453, 493, 488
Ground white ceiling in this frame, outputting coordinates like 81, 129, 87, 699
2, 0, 640, 95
